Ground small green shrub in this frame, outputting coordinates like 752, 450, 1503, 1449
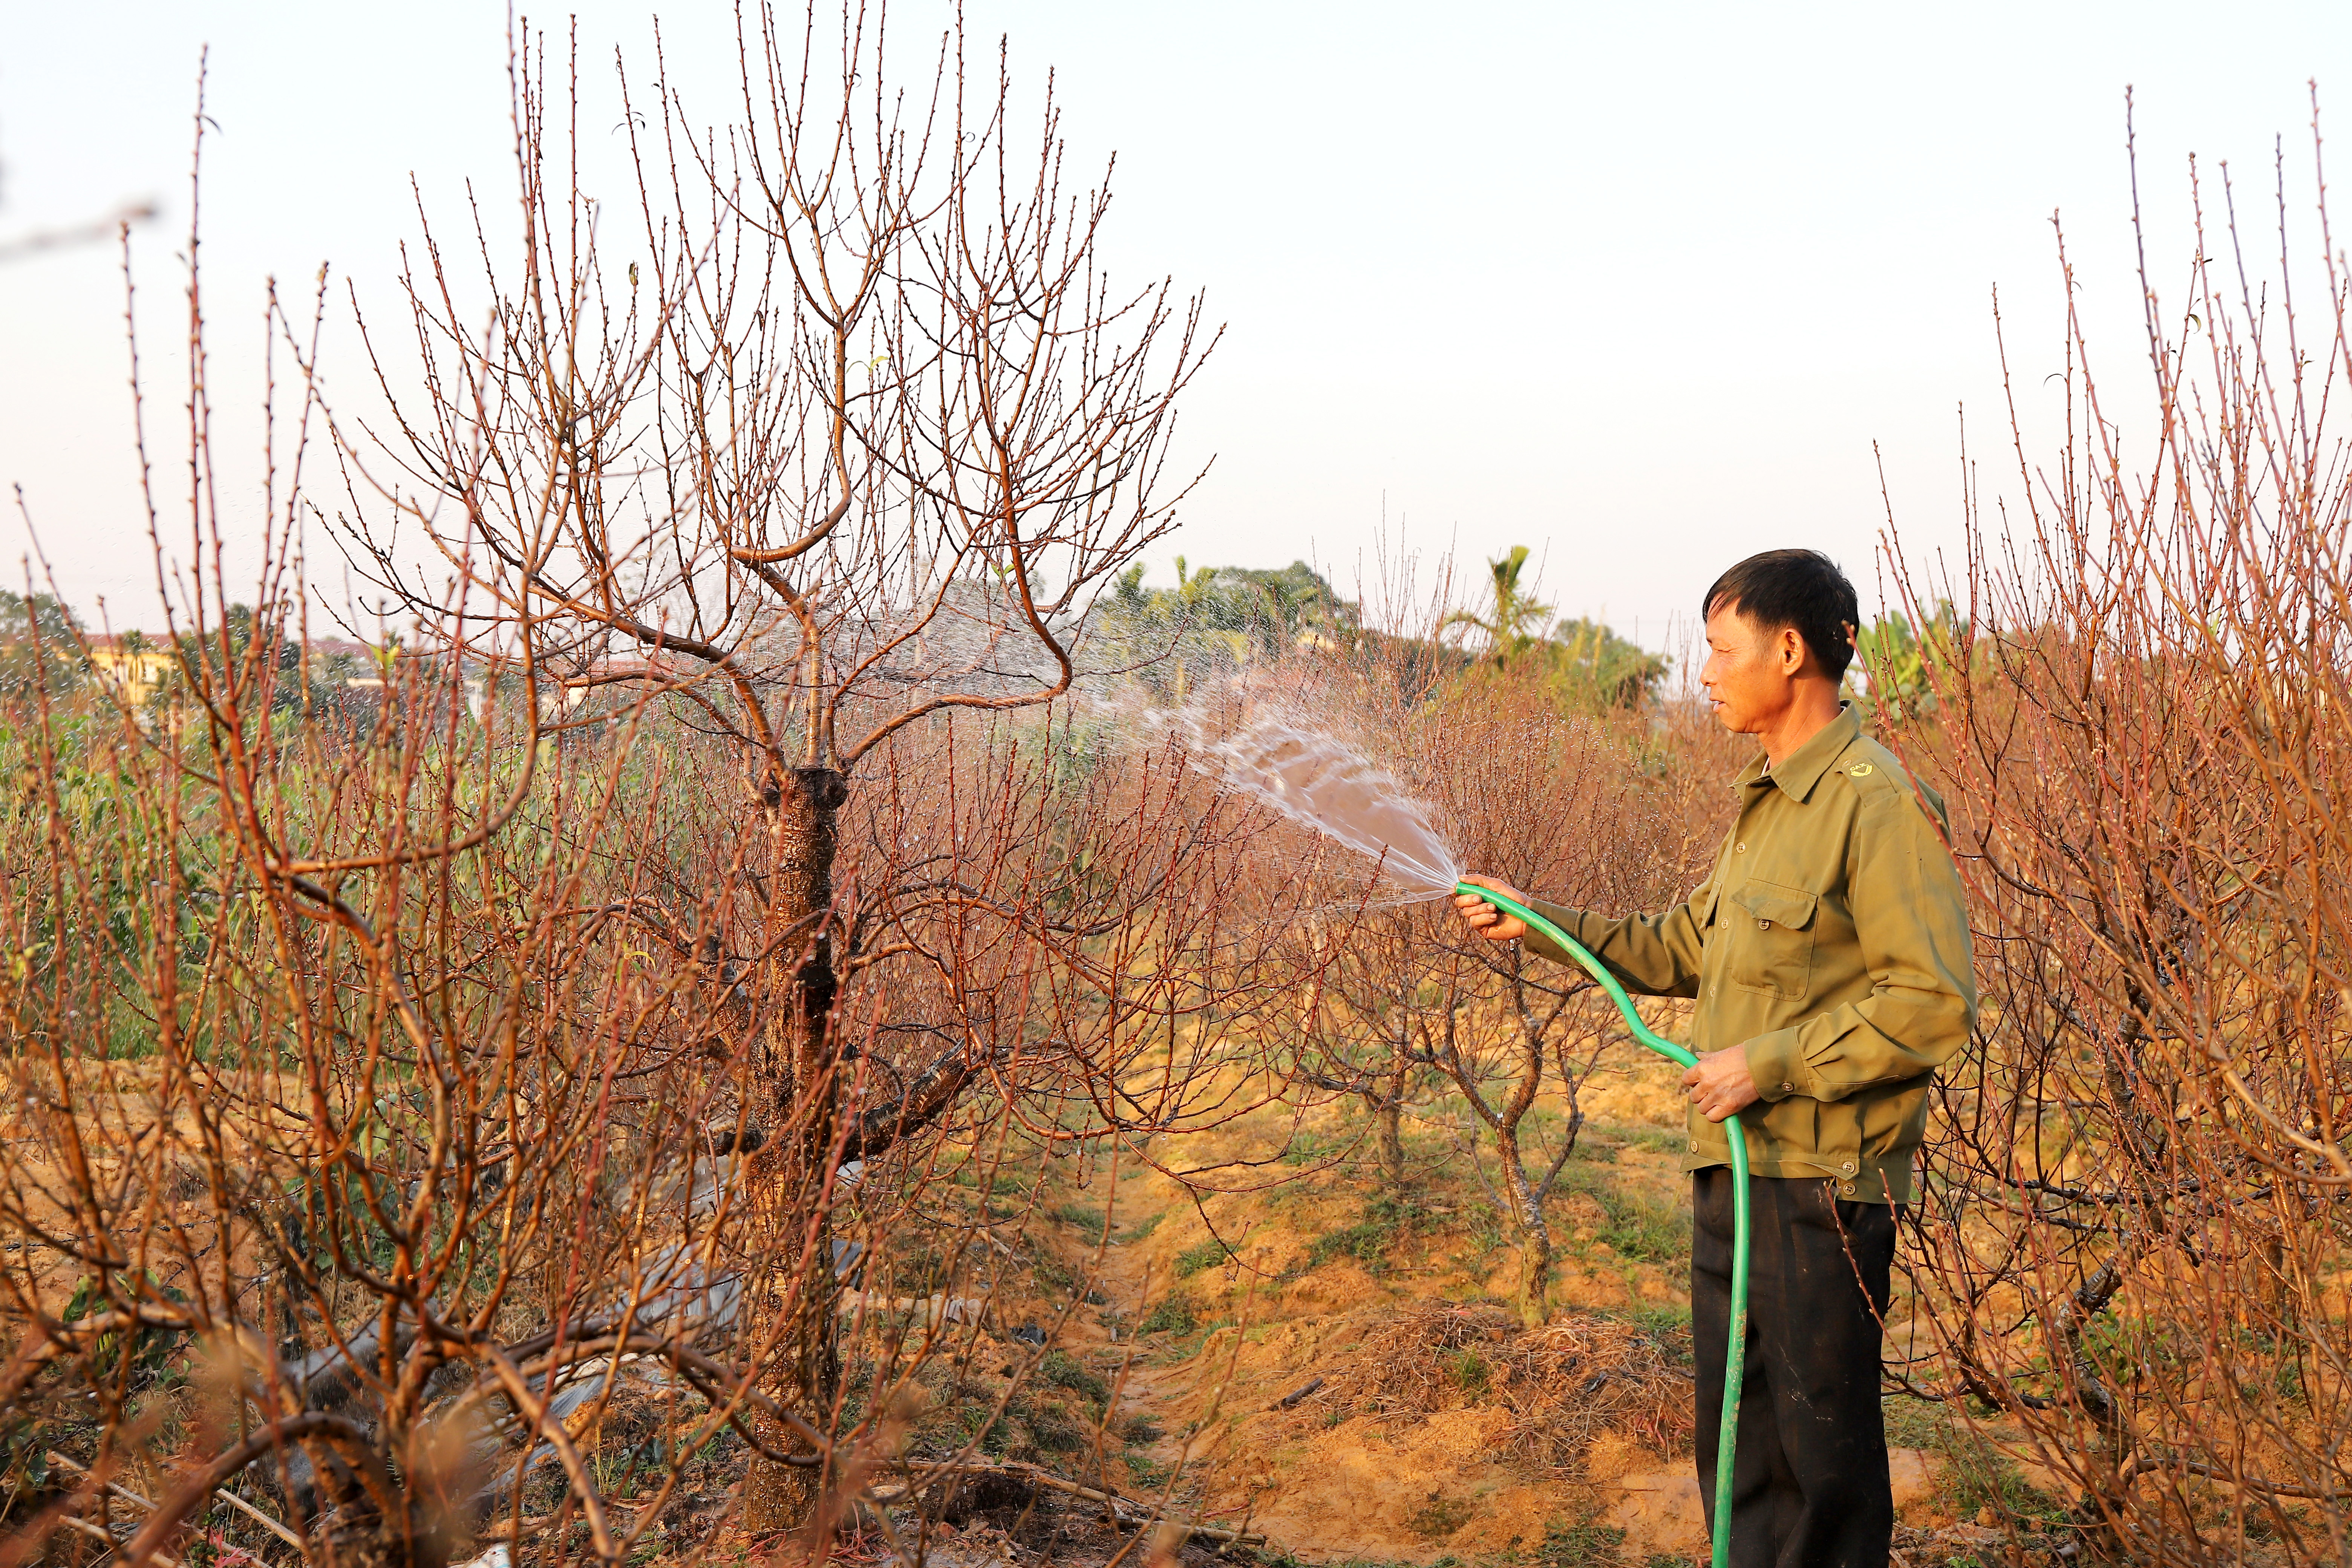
1597, 1191, 1686, 1263
1124, 1210, 1166, 1243
1625, 1303, 1694, 1363
1465, 1201, 1509, 1259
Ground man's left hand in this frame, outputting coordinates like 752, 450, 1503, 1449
1682, 1046, 1762, 1122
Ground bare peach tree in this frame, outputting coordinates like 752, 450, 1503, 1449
1247, 628, 1706, 1326
315, 5, 1214, 1530
1883, 93, 2352, 1564
1412, 684, 1706, 1327
2, 20, 1275, 1568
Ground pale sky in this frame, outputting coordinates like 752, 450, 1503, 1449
3, 2, 2347, 646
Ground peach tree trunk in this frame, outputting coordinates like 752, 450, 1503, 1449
742, 766, 849, 1533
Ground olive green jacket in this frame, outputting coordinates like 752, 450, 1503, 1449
1526, 705, 1975, 1203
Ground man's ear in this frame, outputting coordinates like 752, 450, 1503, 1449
1778, 624, 1807, 674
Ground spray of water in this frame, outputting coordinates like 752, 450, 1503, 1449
1202, 720, 1464, 901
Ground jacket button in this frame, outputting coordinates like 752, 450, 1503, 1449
1781, 1082, 1793, 1092
1842, 1161, 1857, 1173
1757, 917, 1771, 929
1735, 841, 1746, 852
1840, 1182, 1856, 1196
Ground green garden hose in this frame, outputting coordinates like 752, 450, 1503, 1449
1453, 881, 1750, 1568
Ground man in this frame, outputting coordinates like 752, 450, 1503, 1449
1453, 549, 1974, 1568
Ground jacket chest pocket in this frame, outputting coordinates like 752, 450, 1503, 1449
1726, 881, 1819, 1001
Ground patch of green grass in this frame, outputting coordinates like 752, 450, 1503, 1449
1052, 1202, 1110, 1232
1281, 1130, 1348, 1167
957, 1402, 1014, 1456
1465, 1200, 1510, 1260
1123, 1210, 1166, 1243
1173, 1237, 1232, 1279
1881, 1396, 2066, 1524
1138, 1292, 1197, 1336
1308, 1221, 1393, 1271
1599, 1193, 1687, 1262
1607, 1123, 1685, 1156
1536, 1516, 1627, 1567
1623, 1303, 1694, 1363
1306, 1192, 1427, 1275
1025, 1403, 1087, 1454
1442, 1349, 1490, 1396
1562, 1168, 1689, 1263
1040, 1349, 1110, 1404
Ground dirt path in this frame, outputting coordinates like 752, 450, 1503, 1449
1034, 1135, 1952, 1567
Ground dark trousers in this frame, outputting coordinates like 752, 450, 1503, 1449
1692, 1168, 1897, 1568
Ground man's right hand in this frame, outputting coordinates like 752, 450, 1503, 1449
1452, 874, 1529, 943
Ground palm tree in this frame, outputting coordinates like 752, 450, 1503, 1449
1444, 545, 1556, 669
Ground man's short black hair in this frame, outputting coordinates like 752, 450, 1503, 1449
1703, 549, 1860, 682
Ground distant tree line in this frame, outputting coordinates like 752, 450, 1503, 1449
1093, 548, 1674, 715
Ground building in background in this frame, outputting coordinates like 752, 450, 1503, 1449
86, 633, 173, 707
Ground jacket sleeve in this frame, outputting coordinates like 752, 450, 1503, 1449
1744, 781, 1976, 1101
1523, 874, 1713, 1000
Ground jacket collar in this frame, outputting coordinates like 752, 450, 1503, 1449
1737, 703, 1861, 803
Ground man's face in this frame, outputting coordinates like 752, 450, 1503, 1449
1698, 602, 1805, 735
